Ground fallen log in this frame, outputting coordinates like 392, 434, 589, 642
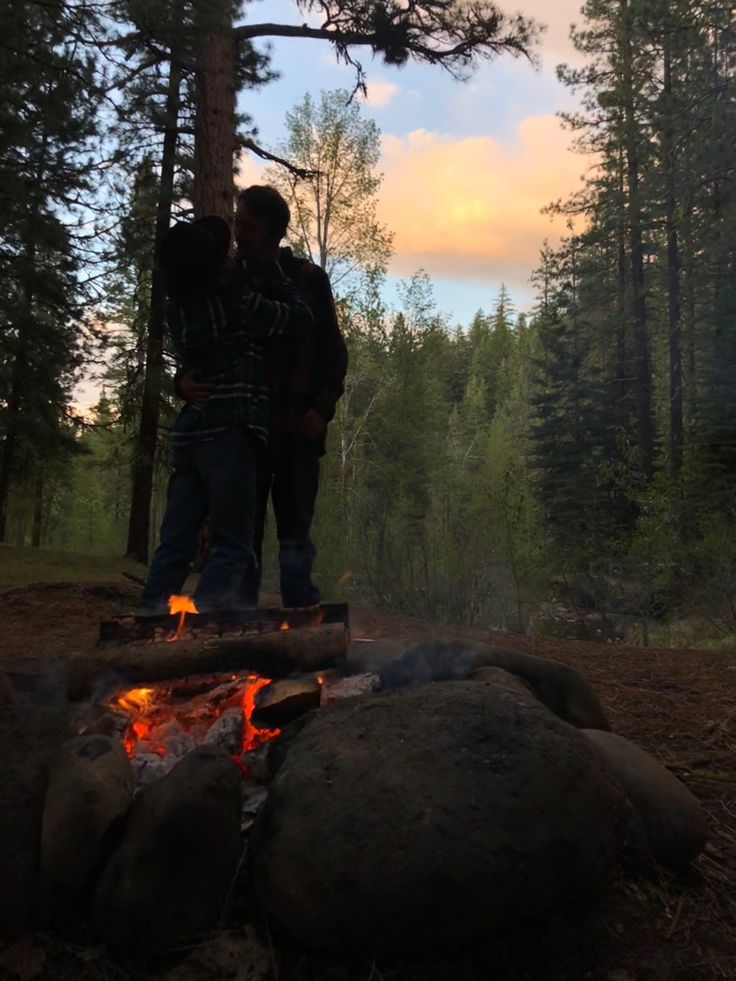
68, 624, 348, 701
97, 601, 350, 647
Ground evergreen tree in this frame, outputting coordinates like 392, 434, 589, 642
0, 0, 101, 542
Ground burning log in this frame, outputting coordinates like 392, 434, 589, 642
251, 678, 322, 730
68, 623, 348, 701
97, 601, 350, 647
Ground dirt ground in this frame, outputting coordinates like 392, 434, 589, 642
0, 581, 735, 981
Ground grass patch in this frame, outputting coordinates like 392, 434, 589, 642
0, 545, 145, 588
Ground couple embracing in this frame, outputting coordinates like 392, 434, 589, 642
139, 185, 348, 615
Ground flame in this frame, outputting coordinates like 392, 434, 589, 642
168, 594, 198, 640
115, 687, 154, 714
110, 673, 280, 763
279, 621, 289, 631
241, 675, 280, 753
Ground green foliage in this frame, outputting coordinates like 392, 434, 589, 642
0, 0, 102, 540
266, 90, 394, 293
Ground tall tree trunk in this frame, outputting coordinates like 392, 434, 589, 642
0, 154, 44, 543
0, 352, 26, 543
613, 153, 631, 529
193, 0, 237, 221
682, 200, 697, 418
31, 472, 44, 548
662, 38, 684, 480
620, 0, 654, 481
125, 57, 182, 563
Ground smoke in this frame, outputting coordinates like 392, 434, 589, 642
378, 640, 479, 690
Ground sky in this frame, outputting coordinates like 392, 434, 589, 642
235, 0, 592, 324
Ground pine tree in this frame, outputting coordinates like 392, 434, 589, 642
0, 0, 101, 542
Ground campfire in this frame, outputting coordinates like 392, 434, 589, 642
97, 595, 341, 786
109, 674, 281, 765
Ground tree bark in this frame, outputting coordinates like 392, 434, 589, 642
662, 38, 684, 480
620, 0, 654, 481
193, 0, 237, 221
0, 349, 26, 543
125, 57, 182, 564
31, 473, 44, 548
0, 162, 43, 543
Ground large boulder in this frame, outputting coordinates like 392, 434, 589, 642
380, 640, 611, 730
584, 730, 708, 869
251, 681, 631, 954
95, 746, 243, 953
0, 706, 71, 939
470, 666, 535, 697
40, 734, 134, 929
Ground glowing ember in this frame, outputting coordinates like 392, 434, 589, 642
168, 594, 198, 640
109, 673, 280, 764
241, 675, 280, 753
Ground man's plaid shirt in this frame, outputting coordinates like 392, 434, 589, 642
167, 275, 312, 447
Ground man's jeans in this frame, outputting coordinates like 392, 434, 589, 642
239, 442, 321, 608
141, 428, 258, 613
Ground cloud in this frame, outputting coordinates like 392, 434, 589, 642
525, 0, 586, 64
359, 80, 400, 108
235, 114, 592, 292
377, 115, 592, 285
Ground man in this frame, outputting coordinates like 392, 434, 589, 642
179, 185, 348, 608
141, 218, 312, 614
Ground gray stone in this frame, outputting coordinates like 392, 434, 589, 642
40, 734, 134, 929
380, 639, 610, 730
205, 707, 244, 755
321, 672, 381, 703
0, 671, 19, 706
95, 746, 243, 953
0, 706, 70, 939
584, 729, 708, 869
252, 681, 630, 954
469, 666, 535, 697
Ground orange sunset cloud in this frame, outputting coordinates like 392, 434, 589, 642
377, 115, 591, 283
237, 113, 592, 289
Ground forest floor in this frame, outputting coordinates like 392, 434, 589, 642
0, 564, 734, 981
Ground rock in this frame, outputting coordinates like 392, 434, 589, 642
0, 706, 71, 939
130, 751, 172, 787
321, 672, 381, 703
2, 657, 70, 707
205, 707, 244, 755
470, 666, 535, 698
251, 678, 321, 729
264, 713, 318, 781
0, 670, 19, 705
381, 640, 611, 730
252, 681, 630, 954
40, 734, 134, 930
95, 746, 243, 953
583, 730, 708, 869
